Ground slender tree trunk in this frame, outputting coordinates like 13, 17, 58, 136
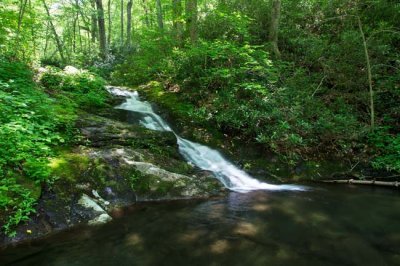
156, 0, 164, 30
268, 0, 281, 58
78, 22, 83, 52
172, 0, 183, 44
149, 1, 154, 27
74, 0, 90, 30
185, 0, 198, 43
107, 0, 112, 46
28, 0, 37, 55
142, 0, 150, 27
120, 0, 124, 44
91, 0, 98, 43
44, 21, 50, 57
126, 0, 133, 47
17, 0, 28, 34
42, 0, 65, 63
73, 11, 78, 53
96, 0, 107, 58
357, 16, 375, 129
15, 0, 28, 53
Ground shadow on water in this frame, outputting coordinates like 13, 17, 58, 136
1, 184, 400, 266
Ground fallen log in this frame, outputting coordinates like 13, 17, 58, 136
321, 179, 400, 187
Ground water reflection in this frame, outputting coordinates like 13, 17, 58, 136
1, 185, 400, 266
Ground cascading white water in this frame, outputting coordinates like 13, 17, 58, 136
108, 87, 306, 192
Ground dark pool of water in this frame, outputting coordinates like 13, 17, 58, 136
1, 184, 399, 266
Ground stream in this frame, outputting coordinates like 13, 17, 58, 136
1, 186, 399, 265
109, 87, 304, 192
1, 88, 399, 265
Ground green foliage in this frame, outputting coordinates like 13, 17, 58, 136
40, 66, 108, 108
0, 59, 81, 235
156, 40, 362, 161
369, 128, 400, 172
112, 30, 175, 86
0, 60, 107, 236
164, 40, 276, 92
0, 178, 36, 237
199, 10, 251, 43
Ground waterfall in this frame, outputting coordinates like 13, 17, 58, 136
108, 87, 306, 192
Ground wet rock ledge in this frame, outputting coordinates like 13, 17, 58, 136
1, 106, 224, 246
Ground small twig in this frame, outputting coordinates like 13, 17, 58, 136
349, 160, 360, 172
311, 75, 326, 97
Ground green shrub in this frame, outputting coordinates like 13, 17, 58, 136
40, 66, 108, 108
111, 30, 175, 86
0, 59, 78, 236
0, 178, 36, 237
369, 128, 400, 172
157, 40, 362, 161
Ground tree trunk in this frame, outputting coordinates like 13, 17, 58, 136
28, 0, 37, 55
73, 11, 78, 52
120, 0, 124, 44
17, 0, 28, 34
96, 0, 107, 58
15, 0, 28, 53
107, 0, 112, 46
91, 0, 98, 43
44, 21, 50, 57
126, 0, 133, 46
156, 0, 164, 30
42, 0, 65, 63
268, 0, 281, 58
172, 0, 183, 44
74, 0, 90, 30
142, 0, 150, 27
357, 16, 375, 130
185, 0, 198, 43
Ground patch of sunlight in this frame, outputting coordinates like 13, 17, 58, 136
234, 222, 258, 236
207, 203, 225, 220
179, 230, 204, 242
251, 203, 271, 212
310, 212, 329, 224
48, 157, 66, 169
126, 233, 143, 247
278, 201, 306, 224
210, 239, 230, 254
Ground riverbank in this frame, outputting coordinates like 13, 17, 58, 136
134, 81, 397, 184
0, 93, 224, 246
0, 65, 225, 245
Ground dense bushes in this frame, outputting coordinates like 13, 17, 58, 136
0, 60, 107, 236
0, 60, 77, 235
111, 30, 175, 86
40, 66, 107, 108
158, 41, 362, 162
